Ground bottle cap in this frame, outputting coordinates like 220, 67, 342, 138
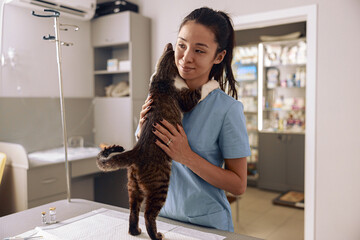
49, 207, 56, 211
41, 211, 46, 215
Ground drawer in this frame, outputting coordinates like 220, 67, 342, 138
28, 163, 67, 201
28, 192, 67, 209
71, 157, 100, 178
91, 12, 130, 47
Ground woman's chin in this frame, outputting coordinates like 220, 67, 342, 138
179, 71, 193, 80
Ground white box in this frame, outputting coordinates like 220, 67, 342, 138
107, 59, 118, 72
118, 60, 131, 72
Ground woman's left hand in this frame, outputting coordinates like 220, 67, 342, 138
153, 119, 194, 165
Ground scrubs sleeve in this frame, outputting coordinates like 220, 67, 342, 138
219, 101, 251, 159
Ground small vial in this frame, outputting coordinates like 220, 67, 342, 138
41, 211, 47, 225
49, 207, 57, 224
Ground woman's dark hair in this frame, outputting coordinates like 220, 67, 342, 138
180, 7, 238, 99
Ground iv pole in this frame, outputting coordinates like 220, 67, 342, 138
32, 9, 79, 202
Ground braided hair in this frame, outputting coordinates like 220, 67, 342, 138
179, 7, 238, 99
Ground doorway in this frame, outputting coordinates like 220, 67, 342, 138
232, 5, 317, 240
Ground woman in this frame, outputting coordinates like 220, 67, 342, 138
137, 7, 251, 232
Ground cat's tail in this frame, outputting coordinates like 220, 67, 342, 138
96, 145, 138, 172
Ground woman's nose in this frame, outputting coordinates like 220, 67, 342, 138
182, 49, 193, 63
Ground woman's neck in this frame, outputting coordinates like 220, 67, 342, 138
185, 78, 209, 90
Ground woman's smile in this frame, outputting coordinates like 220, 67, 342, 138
179, 64, 195, 73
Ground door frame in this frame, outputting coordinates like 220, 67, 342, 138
232, 5, 317, 240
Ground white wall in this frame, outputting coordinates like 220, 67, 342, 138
137, 0, 360, 239
1, 4, 93, 97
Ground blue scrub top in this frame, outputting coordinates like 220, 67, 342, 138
159, 88, 251, 232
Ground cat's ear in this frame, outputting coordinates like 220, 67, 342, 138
164, 43, 173, 52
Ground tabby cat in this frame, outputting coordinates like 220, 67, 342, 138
96, 43, 202, 240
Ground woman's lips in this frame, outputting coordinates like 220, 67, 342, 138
179, 65, 194, 73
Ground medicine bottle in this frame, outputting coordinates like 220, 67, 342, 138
41, 211, 47, 225
49, 207, 57, 224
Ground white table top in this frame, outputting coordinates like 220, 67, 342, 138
0, 199, 262, 240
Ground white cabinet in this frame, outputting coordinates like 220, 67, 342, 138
0, 142, 102, 216
91, 12, 150, 148
92, 12, 130, 46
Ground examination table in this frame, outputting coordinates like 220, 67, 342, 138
0, 199, 262, 240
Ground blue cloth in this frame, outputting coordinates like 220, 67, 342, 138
159, 89, 251, 232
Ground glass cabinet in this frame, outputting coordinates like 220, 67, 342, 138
258, 38, 307, 134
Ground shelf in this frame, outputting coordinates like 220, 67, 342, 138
244, 111, 258, 115
239, 95, 258, 98
95, 96, 131, 100
93, 42, 129, 49
95, 70, 129, 75
264, 108, 305, 112
236, 79, 257, 82
266, 86, 305, 90
265, 63, 306, 68
259, 129, 305, 135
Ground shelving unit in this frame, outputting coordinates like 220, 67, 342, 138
257, 38, 307, 192
233, 39, 307, 187
232, 44, 259, 186
91, 12, 150, 150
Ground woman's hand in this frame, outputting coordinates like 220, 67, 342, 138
153, 119, 194, 165
153, 119, 247, 195
137, 95, 153, 139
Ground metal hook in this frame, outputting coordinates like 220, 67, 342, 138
43, 34, 55, 40
60, 24, 80, 31
61, 41, 74, 47
32, 9, 60, 18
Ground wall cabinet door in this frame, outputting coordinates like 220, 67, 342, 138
286, 134, 305, 191
258, 133, 287, 191
258, 132, 304, 192
91, 12, 130, 47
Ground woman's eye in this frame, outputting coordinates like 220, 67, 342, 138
178, 43, 185, 49
195, 49, 205, 54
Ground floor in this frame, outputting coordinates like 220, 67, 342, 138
230, 187, 304, 240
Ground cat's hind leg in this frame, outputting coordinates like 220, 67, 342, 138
143, 182, 169, 240
128, 169, 144, 236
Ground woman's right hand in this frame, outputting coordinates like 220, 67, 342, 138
137, 95, 153, 138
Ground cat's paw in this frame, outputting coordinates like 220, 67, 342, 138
102, 145, 125, 157
97, 145, 124, 160
129, 227, 142, 236
155, 232, 164, 240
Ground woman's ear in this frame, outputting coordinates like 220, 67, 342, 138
214, 50, 226, 64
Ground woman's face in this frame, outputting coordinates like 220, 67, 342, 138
175, 21, 225, 90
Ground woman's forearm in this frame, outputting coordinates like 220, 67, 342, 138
184, 152, 247, 195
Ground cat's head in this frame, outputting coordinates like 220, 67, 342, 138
150, 43, 179, 83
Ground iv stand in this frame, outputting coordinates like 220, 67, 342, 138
32, 9, 79, 203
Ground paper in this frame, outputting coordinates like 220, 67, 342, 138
16, 208, 225, 240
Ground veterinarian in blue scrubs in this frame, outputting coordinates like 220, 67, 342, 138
136, 7, 251, 232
